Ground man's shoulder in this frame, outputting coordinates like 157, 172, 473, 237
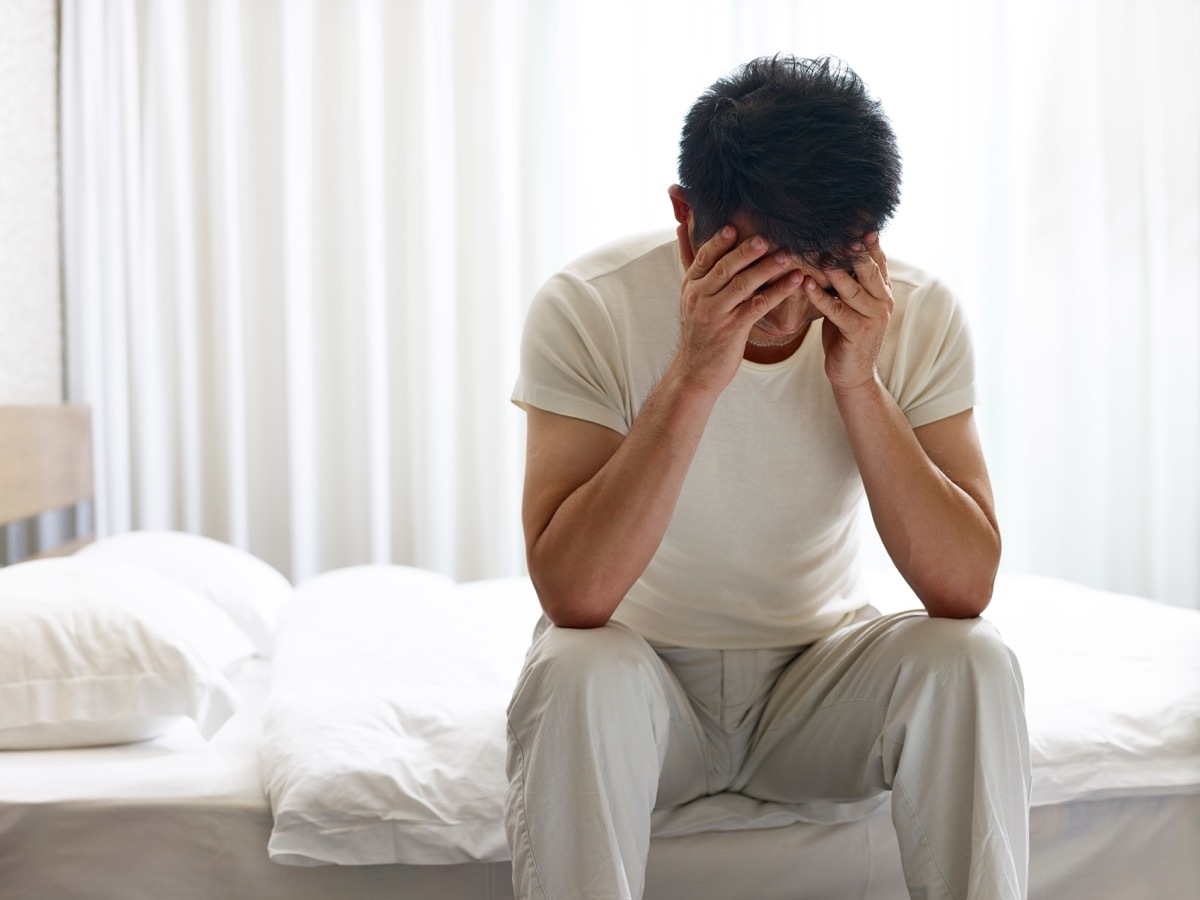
885, 257, 937, 296
559, 229, 680, 287
527, 229, 681, 338
885, 257, 959, 320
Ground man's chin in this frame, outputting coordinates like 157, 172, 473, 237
746, 331, 802, 348
747, 317, 822, 348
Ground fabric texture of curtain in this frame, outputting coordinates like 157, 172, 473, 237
61, 0, 1199, 608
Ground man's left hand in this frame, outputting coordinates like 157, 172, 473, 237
801, 232, 893, 393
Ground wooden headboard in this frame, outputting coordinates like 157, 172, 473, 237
0, 405, 94, 556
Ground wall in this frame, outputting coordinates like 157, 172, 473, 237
0, 0, 62, 404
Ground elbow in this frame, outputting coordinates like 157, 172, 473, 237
917, 567, 997, 619
534, 583, 617, 629
914, 527, 1000, 619
543, 605, 614, 630
922, 584, 993, 619
527, 555, 620, 630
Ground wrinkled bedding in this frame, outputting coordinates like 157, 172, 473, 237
258, 567, 1200, 867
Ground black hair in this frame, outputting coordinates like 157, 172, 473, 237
678, 55, 902, 269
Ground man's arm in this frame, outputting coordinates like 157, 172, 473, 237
522, 388, 711, 629
839, 393, 1000, 618
803, 235, 1000, 617
522, 225, 799, 628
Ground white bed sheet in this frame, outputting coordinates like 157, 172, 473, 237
0, 660, 271, 806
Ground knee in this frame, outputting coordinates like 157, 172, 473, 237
508, 620, 659, 716
893, 616, 1023, 691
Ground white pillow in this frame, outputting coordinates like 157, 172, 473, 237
78, 530, 292, 657
0, 557, 255, 749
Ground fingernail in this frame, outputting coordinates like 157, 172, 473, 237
773, 250, 788, 264
721, 225, 735, 239
850, 241, 866, 252
751, 236, 766, 251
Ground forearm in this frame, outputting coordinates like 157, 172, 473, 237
835, 377, 1001, 617
528, 366, 717, 628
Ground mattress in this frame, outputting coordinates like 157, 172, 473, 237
2, 652, 1197, 900
3, 608, 1199, 900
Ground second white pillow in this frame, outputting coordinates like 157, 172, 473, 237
78, 530, 292, 657
0, 557, 255, 749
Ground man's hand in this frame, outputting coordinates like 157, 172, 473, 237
674, 223, 800, 395
801, 232, 893, 393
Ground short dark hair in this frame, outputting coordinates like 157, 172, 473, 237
678, 55, 901, 269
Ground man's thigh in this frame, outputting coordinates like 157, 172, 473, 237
510, 618, 715, 809
733, 610, 996, 804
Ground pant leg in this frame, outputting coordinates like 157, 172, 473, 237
504, 618, 712, 900
735, 611, 1031, 900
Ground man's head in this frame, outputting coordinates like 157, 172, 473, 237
674, 55, 901, 270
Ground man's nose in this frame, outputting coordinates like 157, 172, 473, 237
768, 295, 807, 329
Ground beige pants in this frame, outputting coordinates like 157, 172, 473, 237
505, 610, 1030, 900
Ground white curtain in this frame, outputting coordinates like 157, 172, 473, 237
62, 0, 1199, 608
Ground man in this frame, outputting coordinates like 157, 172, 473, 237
505, 55, 1030, 900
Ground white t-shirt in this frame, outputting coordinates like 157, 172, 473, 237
513, 230, 976, 649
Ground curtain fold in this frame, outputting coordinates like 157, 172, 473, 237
61, 0, 1199, 607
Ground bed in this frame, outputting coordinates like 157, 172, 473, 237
1, 403, 1198, 900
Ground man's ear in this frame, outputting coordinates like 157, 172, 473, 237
667, 184, 696, 268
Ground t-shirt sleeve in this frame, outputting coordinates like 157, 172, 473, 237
511, 271, 633, 436
884, 278, 977, 429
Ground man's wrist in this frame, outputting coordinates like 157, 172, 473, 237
830, 370, 886, 408
660, 354, 729, 410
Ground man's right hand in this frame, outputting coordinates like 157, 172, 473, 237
673, 223, 800, 394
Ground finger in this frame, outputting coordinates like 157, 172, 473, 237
809, 267, 836, 295
848, 235, 889, 299
713, 248, 798, 311
737, 269, 801, 324
846, 257, 887, 307
794, 266, 839, 305
687, 225, 741, 279
701, 235, 783, 301
801, 274, 852, 328
825, 266, 876, 316
865, 232, 889, 285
